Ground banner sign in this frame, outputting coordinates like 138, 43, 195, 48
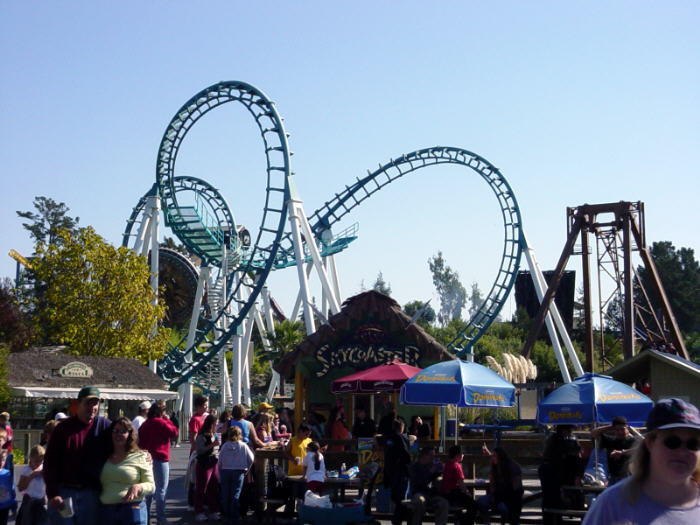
315, 344, 421, 377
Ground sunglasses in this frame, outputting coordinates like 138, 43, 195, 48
662, 435, 700, 451
112, 428, 130, 435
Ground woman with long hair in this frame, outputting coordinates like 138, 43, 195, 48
478, 444, 523, 525
99, 417, 154, 525
194, 414, 221, 521
583, 398, 700, 524
256, 413, 274, 444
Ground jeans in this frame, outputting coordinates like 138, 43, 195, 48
219, 469, 245, 524
101, 501, 147, 525
146, 460, 169, 521
47, 487, 100, 525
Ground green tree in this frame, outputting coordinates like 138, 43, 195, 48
638, 241, 700, 334
403, 300, 436, 327
16, 196, 80, 249
261, 319, 306, 363
372, 272, 392, 296
31, 227, 170, 362
428, 251, 467, 325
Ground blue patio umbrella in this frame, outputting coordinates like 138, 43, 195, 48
537, 372, 653, 426
400, 359, 515, 408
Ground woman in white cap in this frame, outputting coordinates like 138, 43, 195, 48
583, 398, 700, 524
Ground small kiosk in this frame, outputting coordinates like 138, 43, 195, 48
274, 290, 453, 432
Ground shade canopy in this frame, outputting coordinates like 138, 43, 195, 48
12, 386, 178, 400
331, 359, 422, 393
400, 359, 515, 408
537, 373, 653, 426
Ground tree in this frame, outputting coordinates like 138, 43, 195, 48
259, 319, 306, 365
0, 278, 33, 352
372, 272, 392, 296
428, 251, 467, 325
403, 300, 436, 327
31, 227, 170, 362
637, 241, 700, 334
468, 282, 484, 319
16, 196, 79, 249
0, 344, 10, 407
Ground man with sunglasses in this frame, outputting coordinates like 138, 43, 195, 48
591, 415, 639, 485
43, 386, 112, 525
583, 398, 700, 524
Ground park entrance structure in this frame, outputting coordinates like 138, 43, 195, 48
521, 201, 688, 371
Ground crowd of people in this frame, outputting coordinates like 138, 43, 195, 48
1, 390, 700, 525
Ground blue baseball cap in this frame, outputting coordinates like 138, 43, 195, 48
645, 398, 700, 431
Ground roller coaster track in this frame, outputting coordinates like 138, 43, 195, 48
151, 81, 292, 389
281, 146, 524, 356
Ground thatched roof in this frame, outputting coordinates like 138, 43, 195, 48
7, 347, 169, 390
274, 290, 452, 378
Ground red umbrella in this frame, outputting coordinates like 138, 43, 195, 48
331, 359, 422, 393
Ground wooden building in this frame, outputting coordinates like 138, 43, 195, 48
607, 349, 700, 407
7, 347, 176, 431
274, 290, 453, 430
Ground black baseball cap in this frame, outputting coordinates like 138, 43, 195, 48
645, 398, 700, 432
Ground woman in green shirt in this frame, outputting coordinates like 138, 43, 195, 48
100, 417, 154, 525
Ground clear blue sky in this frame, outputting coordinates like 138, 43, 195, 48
2, 2, 698, 319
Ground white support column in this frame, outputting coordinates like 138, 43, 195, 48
186, 267, 210, 353
148, 195, 160, 373
290, 262, 314, 322
243, 342, 252, 406
288, 202, 316, 335
521, 235, 576, 382
132, 213, 151, 254
328, 254, 343, 301
231, 274, 244, 405
293, 202, 341, 315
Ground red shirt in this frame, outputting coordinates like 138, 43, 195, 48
138, 416, 178, 462
441, 459, 465, 494
43, 415, 111, 498
1, 424, 12, 452
188, 413, 208, 453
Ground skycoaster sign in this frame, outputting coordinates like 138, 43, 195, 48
315, 344, 421, 377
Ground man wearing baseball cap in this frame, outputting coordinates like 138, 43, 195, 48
43, 386, 112, 525
132, 401, 151, 432
583, 398, 700, 524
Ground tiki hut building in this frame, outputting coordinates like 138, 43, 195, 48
275, 290, 453, 430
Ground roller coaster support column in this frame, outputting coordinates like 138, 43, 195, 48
521, 233, 583, 382
231, 275, 244, 405
522, 219, 586, 378
290, 262, 314, 323
148, 195, 161, 373
177, 265, 210, 420
289, 202, 317, 335
287, 182, 341, 335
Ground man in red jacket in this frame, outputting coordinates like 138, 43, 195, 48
139, 401, 178, 525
